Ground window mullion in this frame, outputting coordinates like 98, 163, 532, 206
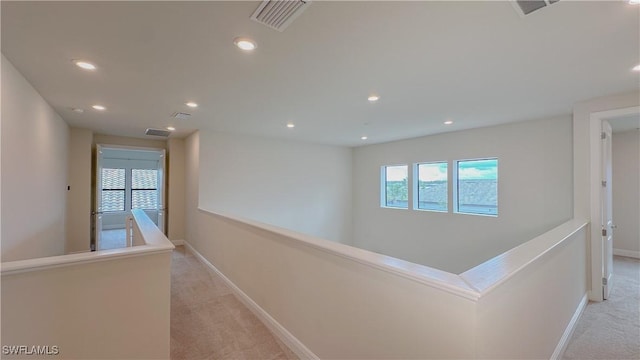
126, 168, 133, 211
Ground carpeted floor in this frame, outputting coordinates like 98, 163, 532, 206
170, 246, 299, 360
563, 256, 640, 360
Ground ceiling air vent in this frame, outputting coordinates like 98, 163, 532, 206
145, 128, 171, 137
172, 112, 191, 120
251, 0, 311, 32
511, 0, 560, 17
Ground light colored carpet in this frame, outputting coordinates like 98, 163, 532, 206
170, 246, 298, 360
563, 256, 640, 360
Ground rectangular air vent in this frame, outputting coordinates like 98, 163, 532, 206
145, 128, 171, 137
251, 0, 311, 32
172, 112, 191, 120
511, 0, 560, 17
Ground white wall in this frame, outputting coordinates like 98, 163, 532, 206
167, 138, 185, 241
1, 210, 173, 360
465, 220, 588, 359
184, 132, 200, 246
353, 116, 573, 274
198, 131, 353, 244
66, 128, 93, 253
184, 123, 589, 359
612, 130, 640, 257
1, 54, 70, 261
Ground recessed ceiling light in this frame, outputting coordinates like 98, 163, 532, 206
361, 136, 368, 140
286, 123, 295, 128
73, 60, 96, 70
368, 95, 380, 103
632, 64, 640, 72
234, 37, 257, 51
167, 126, 176, 131
92, 105, 106, 111
629, 0, 640, 5
444, 120, 454, 125
185, 102, 198, 108
71, 107, 84, 113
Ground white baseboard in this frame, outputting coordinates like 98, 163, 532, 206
183, 242, 318, 360
171, 239, 185, 246
613, 248, 640, 259
550, 293, 588, 360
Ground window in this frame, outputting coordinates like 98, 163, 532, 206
455, 159, 498, 216
415, 162, 448, 212
101, 168, 125, 212
131, 169, 158, 210
382, 165, 408, 209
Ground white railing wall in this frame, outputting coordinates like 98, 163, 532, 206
1, 209, 174, 360
187, 208, 588, 359
462, 219, 589, 359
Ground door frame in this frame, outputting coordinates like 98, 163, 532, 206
589, 105, 639, 301
93, 143, 167, 251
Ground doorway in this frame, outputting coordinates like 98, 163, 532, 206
93, 145, 166, 251
589, 106, 640, 301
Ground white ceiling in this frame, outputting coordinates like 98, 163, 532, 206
2, 1, 639, 147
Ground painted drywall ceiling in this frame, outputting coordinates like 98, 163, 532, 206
1, 1, 639, 146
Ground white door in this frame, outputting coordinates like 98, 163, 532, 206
601, 120, 614, 300
157, 150, 166, 234
94, 145, 105, 251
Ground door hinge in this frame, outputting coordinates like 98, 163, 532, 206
601, 132, 607, 140
602, 277, 608, 286
602, 180, 607, 187
602, 228, 607, 237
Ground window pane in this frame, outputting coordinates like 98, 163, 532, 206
417, 162, 448, 212
101, 168, 125, 212
457, 159, 498, 215
132, 169, 158, 209
384, 165, 408, 208
102, 168, 125, 190
102, 190, 125, 212
132, 190, 158, 210
132, 169, 158, 189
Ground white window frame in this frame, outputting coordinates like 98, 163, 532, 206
413, 161, 449, 213
453, 157, 498, 217
380, 164, 409, 209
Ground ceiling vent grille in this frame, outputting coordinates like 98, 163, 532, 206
172, 112, 191, 120
511, 0, 560, 17
251, 0, 311, 32
145, 128, 171, 137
